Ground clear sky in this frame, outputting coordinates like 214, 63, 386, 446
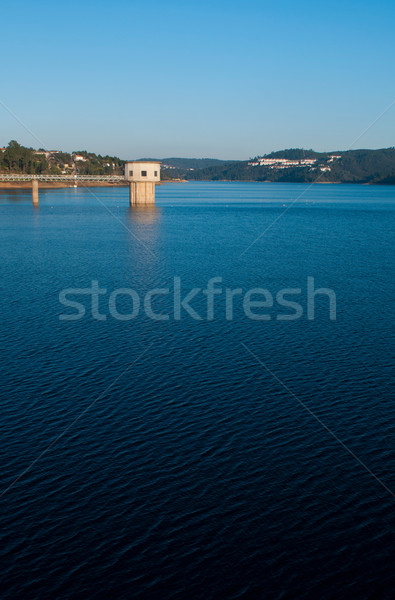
1, 0, 394, 159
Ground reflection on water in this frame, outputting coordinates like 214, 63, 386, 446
125, 205, 162, 268
127, 205, 161, 225
0, 189, 31, 204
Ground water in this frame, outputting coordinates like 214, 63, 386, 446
1, 182, 394, 599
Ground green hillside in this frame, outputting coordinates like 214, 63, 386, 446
186, 148, 395, 184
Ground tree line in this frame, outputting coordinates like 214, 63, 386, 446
0, 141, 124, 176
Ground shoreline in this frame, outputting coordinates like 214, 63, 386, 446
0, 180, 187, 190
0, 181, 128, 190
0, 179, 391, 190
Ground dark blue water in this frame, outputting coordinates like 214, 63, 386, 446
1, 182, 394, 599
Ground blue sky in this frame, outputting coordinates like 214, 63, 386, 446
1, 0, 394, 159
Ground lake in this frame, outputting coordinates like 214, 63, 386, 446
1, 182, 394, 599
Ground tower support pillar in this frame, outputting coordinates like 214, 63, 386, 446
129, 181, 155, 206
32, 179, 39, 206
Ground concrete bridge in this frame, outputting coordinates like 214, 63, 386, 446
0, 160, 161, 206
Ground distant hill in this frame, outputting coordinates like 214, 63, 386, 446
138, 157, 235, 180
263, 148, 325, 160
186, 148, 395, 184
152, 157, 235, 169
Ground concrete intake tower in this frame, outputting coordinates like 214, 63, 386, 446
124, 161, 161, 206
